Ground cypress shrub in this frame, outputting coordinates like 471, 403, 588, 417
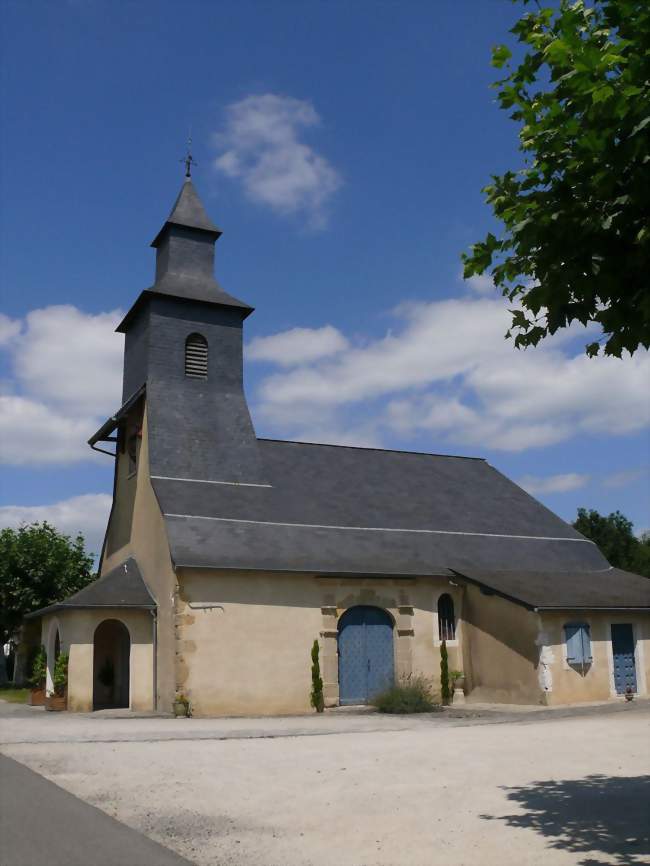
440, 640, 451, 705
310, 640, 324, 712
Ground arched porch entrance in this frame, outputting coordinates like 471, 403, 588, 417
93, 620, 130, 710
338, 606, 395, 705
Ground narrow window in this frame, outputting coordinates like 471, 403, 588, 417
438, 594, 456, 641
564, 622, 593, 668
185, 333, 208, 379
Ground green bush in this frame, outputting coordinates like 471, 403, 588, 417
371, 675, 440, 714
53, 652, 69, 697
29, 646, 47, 689
310, 640, 324, 712
440, 640, 451, 705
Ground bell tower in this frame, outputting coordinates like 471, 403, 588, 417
114, 176, 266, 485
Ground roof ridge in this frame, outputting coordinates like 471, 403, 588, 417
256, 437, 486, 461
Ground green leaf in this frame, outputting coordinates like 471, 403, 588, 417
592, 85, 614, 104
492, 44, 512, 68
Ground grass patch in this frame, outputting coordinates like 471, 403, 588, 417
371, 675, 441, 714
0, 687, 29, 703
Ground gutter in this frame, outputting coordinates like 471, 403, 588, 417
88, 384, 146, 454
534, 605, 650, 612
150, 609, 158, 712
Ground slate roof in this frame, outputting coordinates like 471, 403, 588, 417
26, 557, 156, 618
151, 178, 222, 245
452, 567, 650, 610
146, 438, 650, 609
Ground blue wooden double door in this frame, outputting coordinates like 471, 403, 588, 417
338, 606, 395, 705
611, 624, 637, 694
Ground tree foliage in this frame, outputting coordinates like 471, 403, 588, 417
463, 0, 650, 357
0, 522, 94, 644
573, 507, 650, 576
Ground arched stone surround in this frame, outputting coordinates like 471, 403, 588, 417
316, 577, 416, 707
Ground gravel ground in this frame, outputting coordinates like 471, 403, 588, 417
1, 700, 649, 866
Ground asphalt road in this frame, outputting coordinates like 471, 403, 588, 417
0, 754, 192, 866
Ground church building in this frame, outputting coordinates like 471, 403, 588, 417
30, 174, 650, 715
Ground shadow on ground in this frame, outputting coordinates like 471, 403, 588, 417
481, 774, 650, 866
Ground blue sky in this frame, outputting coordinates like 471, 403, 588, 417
1, 0, 648, 555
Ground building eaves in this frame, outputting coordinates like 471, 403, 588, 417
88, 385, 146, 447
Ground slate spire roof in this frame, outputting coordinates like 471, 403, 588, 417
150, 177, 222, 247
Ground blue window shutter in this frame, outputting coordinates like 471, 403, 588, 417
565, 623, 592, 665
565, 624, 582, 663
579, 624, 593, 663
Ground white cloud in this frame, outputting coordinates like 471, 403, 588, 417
247, 325, 348, 366
0, 305, 123, 465
516, 473, 590, 495
251, 296, 650, 452
0, 396, 105, 465
0, 493, 112, 557
465, 273, 495, 294
602, 467, 648, 489
0, 314, 21, 346
213, 94, 342, 227
15, 305, 123, 415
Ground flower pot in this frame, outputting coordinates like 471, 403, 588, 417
173, 700, 189, 718
29, 688, 46, 706
453, 676, 466, 692
624, 688, 635, 702
45, 693, 67, 712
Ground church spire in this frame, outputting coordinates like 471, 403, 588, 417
116, 172, 252, 335
151, 176, 222, 248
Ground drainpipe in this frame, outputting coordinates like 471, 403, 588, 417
150, 609, 158, 713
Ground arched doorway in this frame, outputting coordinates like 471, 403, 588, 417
338, 606, 394, 705
93, 620, 130, 710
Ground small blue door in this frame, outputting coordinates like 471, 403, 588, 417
338, 606, 394, 705
611, 624, 637, 694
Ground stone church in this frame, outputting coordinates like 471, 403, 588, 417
30, 175, 650, 715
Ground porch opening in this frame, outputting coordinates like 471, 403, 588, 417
93, 619, 130, 710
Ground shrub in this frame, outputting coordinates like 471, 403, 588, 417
29, 646, 47, 689
53, 652, 68, 697
310, 640, 324, 713
440, 640, 451, 705
371, 675, 440, 714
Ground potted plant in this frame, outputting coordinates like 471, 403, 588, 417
450, 670, 465, 691
625, 685, 635, 702
28, 646, 47, 706
173, 693, 190, 717
46, 652, 68, 712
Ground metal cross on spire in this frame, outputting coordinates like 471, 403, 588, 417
181, 132, 197, 178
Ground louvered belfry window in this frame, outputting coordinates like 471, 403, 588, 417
185, 333, 208, 380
